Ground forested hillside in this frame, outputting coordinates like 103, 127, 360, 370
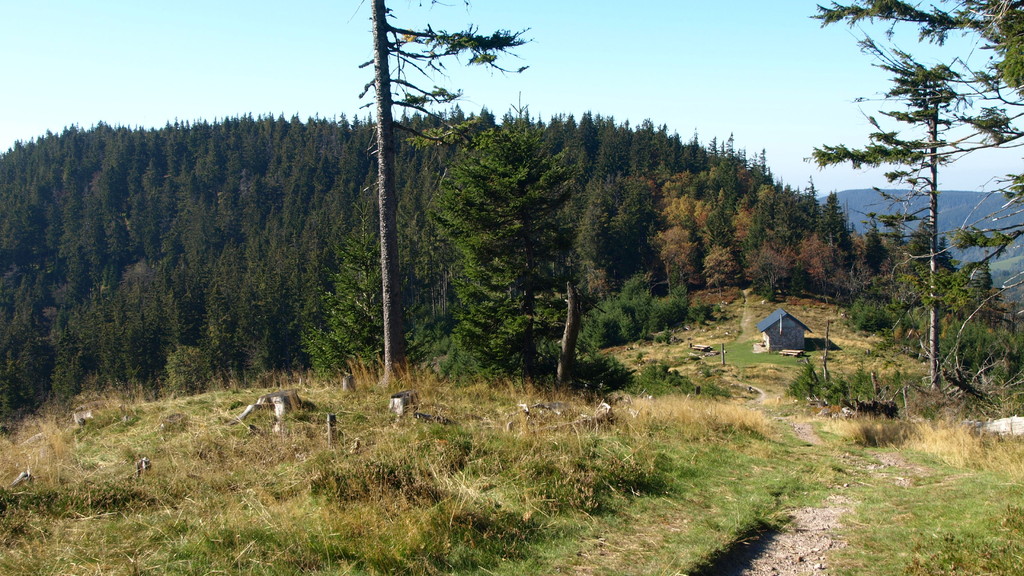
0, 111, 1002, 419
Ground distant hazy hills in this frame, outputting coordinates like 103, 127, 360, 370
833, 189, 1021, 234
831, 189, 1024, 286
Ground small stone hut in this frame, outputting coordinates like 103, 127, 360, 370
756, 308, 811, 352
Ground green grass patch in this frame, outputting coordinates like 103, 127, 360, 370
830, 450, 1024, 576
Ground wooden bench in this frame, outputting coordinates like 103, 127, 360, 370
779, 349, 805, 357
690, 344, 714, 353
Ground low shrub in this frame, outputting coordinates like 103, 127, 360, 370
583, 276, 694, 348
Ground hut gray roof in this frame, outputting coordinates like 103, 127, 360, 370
756, 308, 811, 334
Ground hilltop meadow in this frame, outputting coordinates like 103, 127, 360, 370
2, 295, 1021, 576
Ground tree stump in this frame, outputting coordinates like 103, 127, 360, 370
257, 389, 301, 412
593, 402, 613, 424
389, 390, 419, 416
135, 457, 151, 478
271, 396, 288, 421
160, 413, 187, 431
234, 390, 303, 435
72, 410, 93, 426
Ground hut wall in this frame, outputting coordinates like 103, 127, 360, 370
763, 317, 806, 351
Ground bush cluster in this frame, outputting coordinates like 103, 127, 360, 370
583, 276, 696, 349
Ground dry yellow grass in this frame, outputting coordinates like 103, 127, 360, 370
632, 395, 776, 440
828, 418, 1024, 479
2, 415, 73, 485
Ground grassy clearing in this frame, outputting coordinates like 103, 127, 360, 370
1, 292, 1015, 575
613, 291, 924, 403
835, 464, 1024, 576
825, 418, 1024, 576
0, 368, 835, 575
829, 418, 1024, 477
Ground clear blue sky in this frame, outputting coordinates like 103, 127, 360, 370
0, 0, 1016, 193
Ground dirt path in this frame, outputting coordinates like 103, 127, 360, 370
739, 288, 758, 340
747, 384, 768, 405
698, 427, 845, 576
694, 294, 931, 574
578, 292, 922, 574
704, 382, 932, 576
790, 421, 824, 445
568, 396, 928, 575
705, 494, 852, 576
717, 382, 846, 574
745, 383, 821, 445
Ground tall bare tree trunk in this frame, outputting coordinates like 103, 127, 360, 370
557, 283, 582, 387
927, 114, 941, 391
371, 0, 406, 386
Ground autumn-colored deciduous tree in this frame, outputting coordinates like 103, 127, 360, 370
747, 242, 796, 299
703, 245, 740, 297
656, 225, 702, 290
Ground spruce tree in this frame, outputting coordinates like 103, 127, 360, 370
434, 121, 573, 381
817, 1, 1024, 251
303, 231, 384, 374
365, 0, 527, 385
814, 40, 959, 390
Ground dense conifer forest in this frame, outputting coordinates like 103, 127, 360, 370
0, 111, 1018, 419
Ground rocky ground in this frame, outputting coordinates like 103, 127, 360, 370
707, 494, 852, 576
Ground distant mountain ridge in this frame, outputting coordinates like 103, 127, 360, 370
832, 189, 1020, 235
829, 188, 1024, 283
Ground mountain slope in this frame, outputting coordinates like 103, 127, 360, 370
832, 188, 1024, 283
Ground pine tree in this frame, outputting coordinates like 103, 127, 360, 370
304, 231, 383, 374
817, 192, 852, 254
817, 1, 1024, 256
863, 222, 888, 273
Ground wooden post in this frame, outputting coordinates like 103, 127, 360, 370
327, 413, 336, 448
720, 343, 726, 366
342, 374, 355, 391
